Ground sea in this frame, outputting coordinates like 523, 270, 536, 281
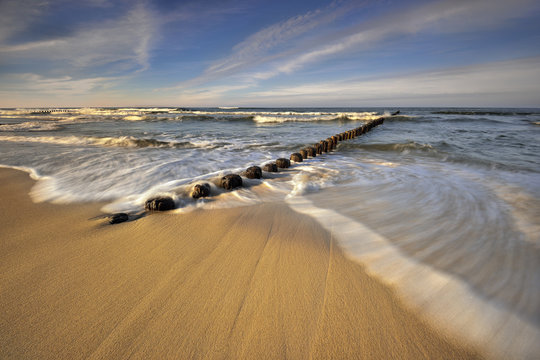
0, 107, 539, 358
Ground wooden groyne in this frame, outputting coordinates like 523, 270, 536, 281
110, 117, 385, 223
288, 117, 384, 163
29, 109, 74, 114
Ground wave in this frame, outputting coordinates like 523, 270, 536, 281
0, 107, 174, 116
288, 196, 540, 359
163, 114, 254, 122
183, 110, 334, 116
123, 115, 153, 121
346, 141, 439, 154
433, 110, 538, 116
117, 107, 178, 113
0, 114, 63, 120
92, 110, 382, 124
438, 117, 519, 125
179, 114, 222, 121
253, 112, 380, 123
0, 164, 42, 181
346, 140, 531, 172
0, 108, 386, 124
0, 121, 62, 132
385, 114, 421, 122
338, 112, 382, 121
286, 166, 339, 197
253, 115, 315, 123
0, 134, 220, 149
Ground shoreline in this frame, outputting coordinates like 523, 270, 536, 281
0, 168, 481, 359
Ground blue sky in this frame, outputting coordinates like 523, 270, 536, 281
1, 0, 539, 107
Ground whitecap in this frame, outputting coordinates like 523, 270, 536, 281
0, 134, 191, 149
0, 121, 62, 132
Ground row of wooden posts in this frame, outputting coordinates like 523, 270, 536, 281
29, 109, 73, 114
109, 117, 385, 223
289, 117, 384, 163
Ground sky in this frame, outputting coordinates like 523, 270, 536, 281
1, 0, 540, 108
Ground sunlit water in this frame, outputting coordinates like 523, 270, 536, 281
1, 107, 539, 358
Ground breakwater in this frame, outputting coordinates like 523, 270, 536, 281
121, 117, 385, 223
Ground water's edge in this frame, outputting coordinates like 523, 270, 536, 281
288, 196, 540, 360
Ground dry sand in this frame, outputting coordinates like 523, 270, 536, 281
0, 168, 482, 359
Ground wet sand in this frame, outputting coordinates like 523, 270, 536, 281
0, 168, 481, 359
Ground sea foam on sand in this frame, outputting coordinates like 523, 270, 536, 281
0, 168, 480, 360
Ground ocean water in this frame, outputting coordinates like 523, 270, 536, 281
1, 107, 539, 358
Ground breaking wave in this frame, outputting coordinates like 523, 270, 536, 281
252, 112, 380, 123
123, 115, 152, 121
433, 110, 538, 116
0, 134, 220, 149
0, 121, 63, 132
345, 141, 439, 154
0, 108, 388, 124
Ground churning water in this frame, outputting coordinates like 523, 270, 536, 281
1, 106, 539, 358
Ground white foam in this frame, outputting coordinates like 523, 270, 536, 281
119, 107, 178, 112
287, 196, 540, 360
0, 108, 385, 124
286, 165, 338, 197
0, 134, 185, 148
0, 164, 42, 181
0, 121, 62, 132
123, 115, 146, 121
0, 109, 29, 115
336, 111, 380, 120
250, 111, 381, 123
188, 139, 217, 148
187, 110, 333, 117
253, 114, 335, 123
0, 135, 89, 146
100, 167, 263, 214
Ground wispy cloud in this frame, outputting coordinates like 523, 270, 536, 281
0, 1, 159, 105
0, 0, 258, 106
177, 0, 538, 90
238, 57, 540, 107
0, 0, 48, 44
0, 2, 157, 73
264, 0, 538, 77
1, 73, 120, 95
1, 0, 538, 107
0, 72, 125, 107
171, 0, 363, 89
203, 1, 356, 77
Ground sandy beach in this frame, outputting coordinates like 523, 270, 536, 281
0, 168, 481, 359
